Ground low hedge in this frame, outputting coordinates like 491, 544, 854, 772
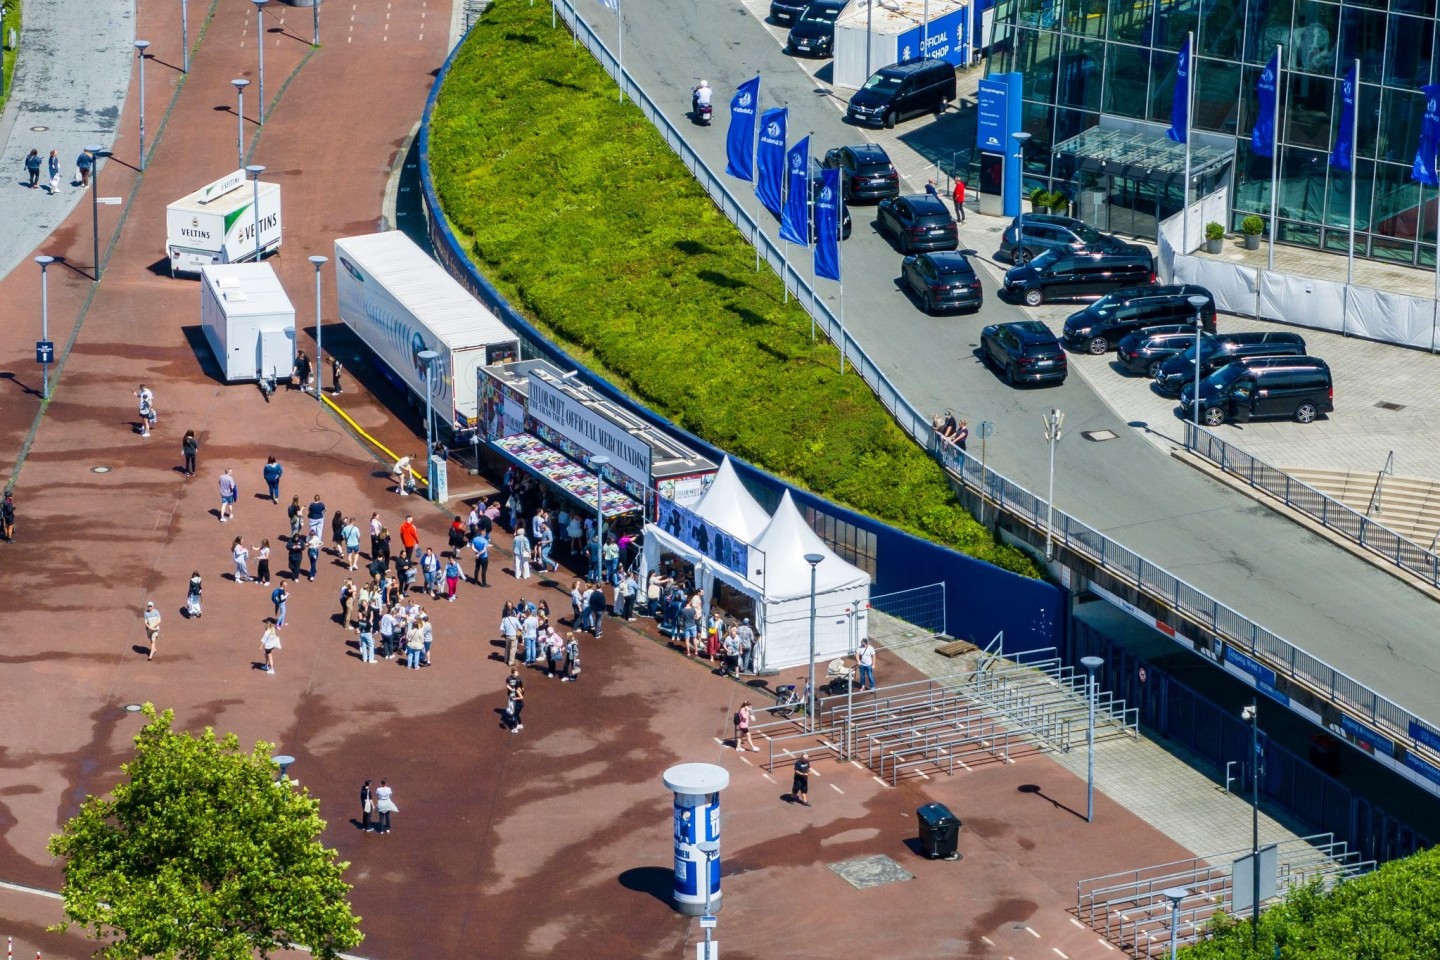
426, 0, 1037, 577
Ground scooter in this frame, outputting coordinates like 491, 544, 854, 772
693, 95, 712, 126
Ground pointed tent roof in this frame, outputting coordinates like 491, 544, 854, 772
752, 490, 870, 601
692, 457, 772, 545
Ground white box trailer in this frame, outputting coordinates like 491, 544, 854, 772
333, 231, 521, 429
167, 169, 282, 277
199, 263, 296, 382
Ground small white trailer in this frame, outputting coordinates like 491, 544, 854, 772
166, 169, 282, 277
199, 263, 296, 382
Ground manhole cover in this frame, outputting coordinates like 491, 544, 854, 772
1375, 401, 1406, 411
30, 125, 48, 132
1082, 429, 1118, 442
828, 854, 914, 890
123, 704, 143, 712
92, 466, 112, 473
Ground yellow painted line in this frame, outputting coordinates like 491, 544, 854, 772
322, 394, 428, 487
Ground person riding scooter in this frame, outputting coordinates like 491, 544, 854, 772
693, 80, 713, 125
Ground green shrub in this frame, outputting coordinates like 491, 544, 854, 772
1205, 221, 1226, 241
1240, 214, 1265, 236
427, 1, 1039, 578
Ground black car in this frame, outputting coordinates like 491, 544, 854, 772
1002, 249, 1155, 306
876, 194, 958, 253
846, 58, 957, 128
787, 0, 848, 57
1061, 285, 1216, 354
1115, 325, 1210, 377
998, 213, 1135, 265
901, 251, 982, 314
1154, 331, 1308, 396
769, 0, 808, 25
1179, 356, 1333, 426
979, 320, 1067, 385
822, 144, 900, 203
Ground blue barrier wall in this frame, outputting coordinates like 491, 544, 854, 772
416, 30, 1065, 653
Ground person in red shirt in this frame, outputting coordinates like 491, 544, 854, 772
399, 515, 420, 562
952, 178, 967, 223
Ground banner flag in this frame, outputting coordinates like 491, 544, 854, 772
1329, 63, 1357, 171
756, 107, 788, 217
1251, 51, 1279, 157
814, 167, 841, 282
1412, 84, 1440, 187
780, 136, 810, 246
1166, 37, 1191, 143
725, 76, 762, 182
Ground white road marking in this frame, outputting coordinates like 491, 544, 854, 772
1052, 949, 1069, 959
978, 936, 994, 946
872, 775, 890, 787
1025, 926, 1040, 938
829, 783, 843, 794
1069, 918, 1086, 929
1097, 939, 1116, 951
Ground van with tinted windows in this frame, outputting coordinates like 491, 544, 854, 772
1179, 356, 1333, 425
1115, 325, 1208, 377
1154, 331, 1307, 395
846, 59, 956, 129
1062, 285, 1216, 354
1002, 249, 1155, 306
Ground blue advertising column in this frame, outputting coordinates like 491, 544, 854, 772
976, 72, 1025, 217
663, 763, 729, 916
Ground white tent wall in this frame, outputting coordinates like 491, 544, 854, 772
758, 590, 869, 672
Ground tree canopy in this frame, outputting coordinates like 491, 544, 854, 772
49, 706, 362, 960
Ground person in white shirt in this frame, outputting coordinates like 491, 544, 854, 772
857, 638, 877, 690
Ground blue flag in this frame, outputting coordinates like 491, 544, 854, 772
1413, 85, 1440, 187
725, 76, 761, 182
756, 107, 787, 217
1166, 37, 1191, 144
1330, 64, 1357, 171
1251, 51, 1279, 158
780, 136, 810, 246
814, 167, 841, 282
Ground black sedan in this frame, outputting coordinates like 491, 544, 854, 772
875, 195, 959, 254
979, 320, 1068, 386
786, 0, 848, 57
901, 251, 982, 314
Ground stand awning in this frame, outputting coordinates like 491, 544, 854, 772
493, 434, 640, 518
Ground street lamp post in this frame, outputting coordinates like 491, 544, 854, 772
417, 350, 439, 493
697, 840, 720, 960
1041, 408, 1064, 561
1011, 131, 1032, 261
591, 455, 611, 582
804, 553, 824, 730
309, 256, 327, 400
232, 79, 250, 168
252, 0, 269, 125
1162, 887, 1190, 959
36, 256, 54, 399
134, 41, 150, 171
312, 0, 321, 46
181, 0, 190, 72
1081, 655, 1103, 823
1243, 700, 1262, 946
1187, 294, 1209, 433
87, 144, 107, 281
246, 165, 265, 261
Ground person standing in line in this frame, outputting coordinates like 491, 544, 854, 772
261, 624, 282, 674
330, 356, 343, 395
186, 571, 204, 619
369, 512, 384, 559
47, 150, 60, 193
24, 149, 41, 188
339, 577, 357, 630
232, 536, 252, 583
735, 701, 758, 751
617, 570, 638, 621
181, 430, 199, 477
737, 618, 757, 674
442, 555, 462, 602
330, 508, 346, 557
722, 625, 742, 679
292, 350, 313, 394
341, 516, 362, 571
218, 469, 238, 522
263, 456, 283, 504
288, 496, 304, 537
360, 779, 373, 832
405, 620, 425, 670
470, 529, 490, 587
142, 601, 162, 661
951, 177, 967, 223
791, 752, 817, 806
373, 527, 393, 575
500, 603, 520, 666
857, 638, 877, 691
563, 633, 581, 682
374, 780, 396, 833
76, 148, 94, 187
507, 676, 525, 733
587, 582, 608, 639
287, 534, 305, 583
305, 530, 322, 582
538, 520, 558, 573
569, 579, 587, 632
521, 607, 540, 665
307, 495, 327, 538
512, 527, 532, 580
420, 547, 439, 598
379, 605, 398, 659
0, 491, 14, 542
272, 583, 289, 629
602, 537, 620, 585
399, 515, 420, 562
256, 538, 272, 586
421, 613, 434, 666
358, 603, 378, 664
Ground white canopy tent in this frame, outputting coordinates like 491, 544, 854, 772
692, 458, 771, 545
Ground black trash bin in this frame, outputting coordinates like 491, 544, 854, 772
917, 803, 962, 860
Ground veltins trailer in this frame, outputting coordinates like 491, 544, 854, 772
166, 169, 282, 277
333, 231, 520, 429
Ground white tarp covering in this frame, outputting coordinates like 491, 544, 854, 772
1172, 255, 1258, 317
1259, 271, 1345, 332
1344, 286, 1438, 350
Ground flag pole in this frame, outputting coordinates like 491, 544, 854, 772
838, 210, 846, 375
616, 0, 624, 104
1267, 44, 1282, 274
809, 178, 817, 340
783, 103, 790, 303
1346, 58, 1359, 289
1182, 31, 1194, 254
755, 75, 762, 272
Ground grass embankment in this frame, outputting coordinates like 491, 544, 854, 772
427, 1, 1038, 578
1, 1, 20, 114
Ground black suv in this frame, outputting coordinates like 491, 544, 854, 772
901, 251, 982, 314
1062, 285, 1216, 354
998, 213, 1135, 265
1154, 331, 1307, 396
822, 144, 900, 203
1115, 325, 1210, 377
979, 320, 1067, 385
1180, 356, 1334, 425
786, 0, 848, 57
876, 194, 958, 253
1002, 249, 1155, 306
769, 0, 808, 25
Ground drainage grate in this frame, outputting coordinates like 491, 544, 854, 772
1082, 430, 1119, 442
1375, 401, 1406, 411
828, 854, 915, 890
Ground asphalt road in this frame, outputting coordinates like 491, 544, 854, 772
567, 0, 1440, 729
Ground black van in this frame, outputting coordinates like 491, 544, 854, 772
847, 59, 957, 128
1154, 331, 1307, 395
1002, 249, 1155, 306
1062, 285, 1216, 354
1180, 356, 1334, 425
1115, 325, 1208, 377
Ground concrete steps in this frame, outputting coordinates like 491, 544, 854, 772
1288, 468, 1440, 547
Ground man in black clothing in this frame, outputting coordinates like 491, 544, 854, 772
791, 752, 817, 806
292, 351, 313, 393
587, 583, 608, 638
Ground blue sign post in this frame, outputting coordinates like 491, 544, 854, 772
35, 341, 54, 364
976, 73, 1025, 217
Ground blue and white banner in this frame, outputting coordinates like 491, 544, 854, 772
725, 76, 761, 182
814, 167, 841, 282
1166, 37, 1191, 143
756, 107, 787, 217
780, 136, 810, 246
1251, 51, 1279, 158
1413, 84, 1440, 187
1330, 63, 1357, 171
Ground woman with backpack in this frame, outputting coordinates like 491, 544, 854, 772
186, 571, 204, 618
734, 701, 757, 751
271, 583, 289, 629
563, 633, 581, 682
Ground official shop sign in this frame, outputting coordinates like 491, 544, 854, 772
528, 376, 652, 484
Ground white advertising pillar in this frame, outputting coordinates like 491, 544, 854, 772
663, 763, 729, 917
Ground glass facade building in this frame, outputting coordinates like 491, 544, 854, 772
988, 0, 1440, 265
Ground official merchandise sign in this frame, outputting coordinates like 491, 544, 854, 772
896, 8, 968, 68
527, 376, 652, 485
658, 471, 715, 509
656, 496, 751, 580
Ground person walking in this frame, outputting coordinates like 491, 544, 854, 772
307, 495, 327, 538
186, 571, 204, 618
181, 430, 199, 477
790, 752, 817, 806
287, 534, 305, 582
135, 385, 157, 438
142, 601, 162, 661
231, 536, 252, 583
263, 456, 283, 503
952, 177, 967, 223
398, 514, 419, 563
47, 150, 61, 194
76, 148, 94, 187
289, 496, 305, 537
261, 624, 282, 674
470, 529, 490, 587
420, 547, 439, 598
506, 675, 526, 732
218, 469, 238, 522
360, 779, 373, 832
0, 491, 13, 542
374, 780, 397, 833
24, 149, 41, 188
330, 508, 346, 557
271, 583, 289, 629
292, 351, 313, 394
587, 583, 608, 639
857, 638, 877, 690
341, 516, 362, 570
256, 539, 272, 586
330, 356, 344, 395
735, 701, 758, 751
306, 530, 322, 582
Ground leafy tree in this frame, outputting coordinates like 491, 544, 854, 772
49, 706, 362, 960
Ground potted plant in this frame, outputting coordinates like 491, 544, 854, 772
1241, 215, 1265, 250
1204, 221, 1225, 254
1029, 187, 1049, 212
1047, 190, 1069, 215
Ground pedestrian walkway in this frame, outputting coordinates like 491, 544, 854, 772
0, 0, 134, 283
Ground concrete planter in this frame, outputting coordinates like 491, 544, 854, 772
1243, 233, 1262, 250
